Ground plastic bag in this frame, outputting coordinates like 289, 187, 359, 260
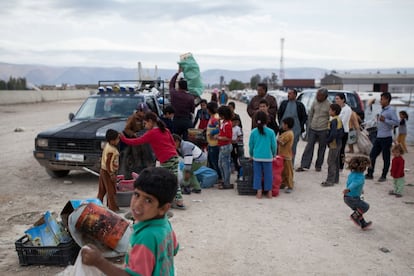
56, 246, 102, 276
194, 166, 218, 188
177, 53, 203, 97
356, 129, 372, 155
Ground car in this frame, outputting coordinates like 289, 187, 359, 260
33, 85, 163, 178
297, 89, 365, 140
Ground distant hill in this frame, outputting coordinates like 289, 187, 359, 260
1, 62, 413, 86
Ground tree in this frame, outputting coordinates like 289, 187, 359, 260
3, 76, 27, 90
250, 74, 261, 89
228, 79, 245, 91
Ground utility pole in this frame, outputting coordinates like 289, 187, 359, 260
279, 38, 285, 85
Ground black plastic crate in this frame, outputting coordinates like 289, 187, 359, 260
15, 235, 80, 266
239, 158, 253, 183
236, 179, 256, 195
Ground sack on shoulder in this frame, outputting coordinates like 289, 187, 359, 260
356, 129, 372, 155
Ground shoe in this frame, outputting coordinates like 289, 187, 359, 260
321, 181, 334, 187
360, 219, 372, 230
388, 190, 396, 195
395, 194, 403, 198
192, 189, 202, 194
350, 212, 361, 227
182, 186, 192, 195
295, 167, 306, 172
315, 167, 321, 172
365, 174, 373, 180
378, 177, 387, 182
218, 183, 234, 190
285, 188, 292, 193
171, 201, 186, 210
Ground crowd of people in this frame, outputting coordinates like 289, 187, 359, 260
90, 69, 410, 274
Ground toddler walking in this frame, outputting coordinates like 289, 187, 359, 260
396, 111, 408, 153
343, 155, 372, 230
389, 144, 405, 197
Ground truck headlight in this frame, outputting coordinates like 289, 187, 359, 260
36, 138, 48, 147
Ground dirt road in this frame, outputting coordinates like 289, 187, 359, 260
0, 99, 413, 275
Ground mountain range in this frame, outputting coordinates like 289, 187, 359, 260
1, 62, 413, 87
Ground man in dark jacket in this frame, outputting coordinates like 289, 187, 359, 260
278, 89, 307, 165
170, 68, 195, 140
247, 83, 278, 129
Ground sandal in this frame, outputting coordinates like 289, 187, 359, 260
218, 184, 234, 190
171, 201, 187, 210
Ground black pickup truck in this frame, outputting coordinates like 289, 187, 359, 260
33, 83, 164, 178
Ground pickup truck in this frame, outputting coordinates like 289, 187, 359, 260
33, 83, 163, 178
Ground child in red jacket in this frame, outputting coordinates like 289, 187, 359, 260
389, 144, 405, 197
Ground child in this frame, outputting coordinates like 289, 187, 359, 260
120, 112, 186, 210
206, 101, 222, 182
216, 105, 233, 189
397, 111, 408, 153
321, 104, 344, 187
173, 134, 207, 194
231, 116, 244, 180
249, 111, 277, 199
277, 117, 294, 193
193, 99, 210, 129
122, 103, 154, 176
343, 155, 372, 230
124, 103, 148, 138
97, 129, 120, 212
82, 167, 179, 275
228, 101, 243, 129
389, 144, 405, 197
160, 105, 176, 133
258, 99, 279, 134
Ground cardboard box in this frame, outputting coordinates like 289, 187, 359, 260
24, 211, 71, 246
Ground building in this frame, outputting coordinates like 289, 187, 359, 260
282, 79, 315, 90
320, 73, 414, 93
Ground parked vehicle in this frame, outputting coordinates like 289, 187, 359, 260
33, 82, 163, 178
297, 89, 365, 140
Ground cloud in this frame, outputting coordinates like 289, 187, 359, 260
0, 0, 413, 71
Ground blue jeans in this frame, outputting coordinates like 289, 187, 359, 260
344, 196, 369, 214
218, 144, 232, 186
208, 145, 221, 180
367, 136, 392, 178
253, 161, 273, 192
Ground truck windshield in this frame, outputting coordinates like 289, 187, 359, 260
75, 96, 143, 120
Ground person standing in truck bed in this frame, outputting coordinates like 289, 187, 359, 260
170, 67, 195, 140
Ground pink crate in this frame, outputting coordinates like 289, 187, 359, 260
117, 179, 135, 192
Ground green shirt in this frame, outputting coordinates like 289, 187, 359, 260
124, 216, 179, 276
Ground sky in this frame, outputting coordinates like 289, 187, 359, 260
0, 0, 413, 72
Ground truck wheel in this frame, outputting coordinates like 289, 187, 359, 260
46, 169, 70, 178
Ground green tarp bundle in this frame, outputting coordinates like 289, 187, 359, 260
178, 54, 203, 97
